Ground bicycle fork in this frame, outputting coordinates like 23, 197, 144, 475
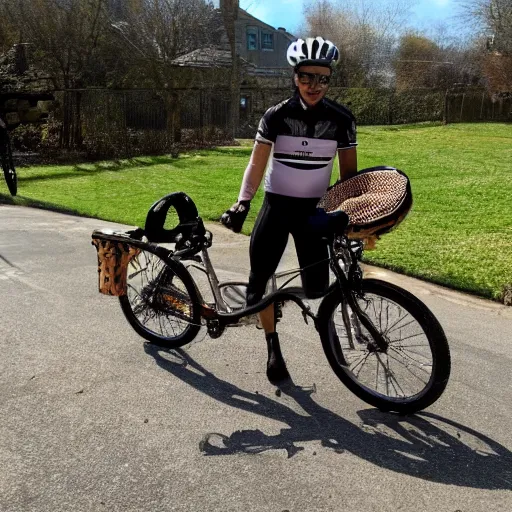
329, 250, 389, 353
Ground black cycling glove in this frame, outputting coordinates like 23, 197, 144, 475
220, 200, 251, 233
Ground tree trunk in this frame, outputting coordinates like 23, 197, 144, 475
164, 91, 181, 156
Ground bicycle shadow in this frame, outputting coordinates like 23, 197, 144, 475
144, 344, 512, 490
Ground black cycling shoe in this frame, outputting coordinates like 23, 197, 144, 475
265, 332, 291, 385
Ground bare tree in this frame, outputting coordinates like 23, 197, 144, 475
107, 0, 219, 142
459, 0, 512, 52
303, 0, 417, 87
109, 0, 218, 87
457, 0, 512, 91
0, 0, 109, 89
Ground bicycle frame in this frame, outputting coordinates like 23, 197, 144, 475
182, 246, 304, 314
176, 233, 388, 349
91, 223, 387, 350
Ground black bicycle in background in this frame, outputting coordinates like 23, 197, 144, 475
0, 121, 17, 196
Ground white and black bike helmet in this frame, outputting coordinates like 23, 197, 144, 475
287, 37, 339, 69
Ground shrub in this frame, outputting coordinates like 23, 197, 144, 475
10, 123, 43, 152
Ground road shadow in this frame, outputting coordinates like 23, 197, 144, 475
144, 344, 512, 490
0, 193, 86, 218
17, 156, 170, 184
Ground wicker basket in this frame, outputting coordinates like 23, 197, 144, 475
318, 167, 412, 249
92, 238, 141, 296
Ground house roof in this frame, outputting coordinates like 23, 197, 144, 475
171, 47, 256, 69
170, 47, 291, 77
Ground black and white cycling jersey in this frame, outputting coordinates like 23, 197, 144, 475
255, 93, 357, 198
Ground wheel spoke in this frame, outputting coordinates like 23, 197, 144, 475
352, 352, 373, 378
124, 250, 193, 340
385, 315, 417, 335
374, 352, 407, 396
384, 301, 391, 332
389, 345, 432, 370
386, 351, 430, 384
328, 285, 444, 405
388, 331, 425, 343
128, 266, 147, 280
385, 352, 391, 396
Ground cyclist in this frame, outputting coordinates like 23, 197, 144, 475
221, 37, 358, 385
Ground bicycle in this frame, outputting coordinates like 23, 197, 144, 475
0, 128, 17, 196
91, 171, 451, 415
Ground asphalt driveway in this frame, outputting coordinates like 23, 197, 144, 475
1, 205, 511, 512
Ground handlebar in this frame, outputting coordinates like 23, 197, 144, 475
171, 219, 212, 260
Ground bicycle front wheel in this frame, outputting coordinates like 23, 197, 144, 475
317, 279, 450, 414
119, 249, 201, 348
1, 141, 17, 196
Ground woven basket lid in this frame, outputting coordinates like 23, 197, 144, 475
318, 167, 412, 239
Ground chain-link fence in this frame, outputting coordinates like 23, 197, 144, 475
46, 87, 511, 158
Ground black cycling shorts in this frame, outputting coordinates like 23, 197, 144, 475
246, 192, 329, 306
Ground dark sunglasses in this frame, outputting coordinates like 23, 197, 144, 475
297, 71, 331, 86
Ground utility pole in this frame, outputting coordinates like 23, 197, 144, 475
220, 0, 240, 139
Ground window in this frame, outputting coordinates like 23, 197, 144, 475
247, 28, 258, 50
262, 32, 274, 50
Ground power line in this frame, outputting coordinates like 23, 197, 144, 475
396, 60, 454, 64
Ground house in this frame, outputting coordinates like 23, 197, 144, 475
172, 3, 295, 77
170, 4, 297, 136
229, 7, 296, 72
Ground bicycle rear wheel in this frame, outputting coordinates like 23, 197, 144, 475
1, 140, 17, 196
317, 279, 450, 414
119, 249, 201, 348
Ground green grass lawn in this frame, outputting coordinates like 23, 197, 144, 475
1, 122, 511, 302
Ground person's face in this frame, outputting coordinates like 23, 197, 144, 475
294, 65, 331, 107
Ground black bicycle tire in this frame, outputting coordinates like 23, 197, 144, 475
119, 251, 201, 349
1, 143, 17, 196
317, 278, 451, 414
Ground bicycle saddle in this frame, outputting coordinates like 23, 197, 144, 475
308, 209, 349, 238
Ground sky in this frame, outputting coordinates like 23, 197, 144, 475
238, 0, 462, 36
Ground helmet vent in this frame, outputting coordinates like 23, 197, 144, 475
311, 39, 320, 58
319, 42, 329, 58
